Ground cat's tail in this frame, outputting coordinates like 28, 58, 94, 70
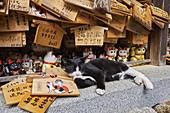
124, 67, 154, 90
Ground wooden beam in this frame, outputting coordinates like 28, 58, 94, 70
149, 0, 170, 66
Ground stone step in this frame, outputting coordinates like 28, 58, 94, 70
1, 65, 170, 113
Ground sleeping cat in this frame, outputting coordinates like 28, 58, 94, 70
63, 56, 154, 95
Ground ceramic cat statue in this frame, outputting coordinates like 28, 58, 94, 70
42, 51, 57, 74
117, 47, 130, 62
83, 48, 96, 63
22, 54, 34, 74
130, 44, 146, 61
105, 47, 118, 61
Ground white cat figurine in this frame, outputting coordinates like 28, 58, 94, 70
42, 51, 57, 74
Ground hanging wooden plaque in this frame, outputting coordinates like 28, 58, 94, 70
0, 32, 25, 47
0, 12, 29, 32
2, 83, 32, 105
110, 1, 130, 15
150, 5, 169, 21
42, 0, 79, 21
64, 0, 93, 10
107, 28, 126, 38
126, 16, 150, 34
152, 16, 165, 29
34, 24, 66, 49
71, 25, 108, 46
133, 5, 152, 30
76, 11, 96, 25
18, 92, 56, 113
9, 0, 30, 12
32, 78, 80, 96
127, 32, 148, 44
0, 0, 9, 15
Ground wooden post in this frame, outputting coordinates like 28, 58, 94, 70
148, 0, 170, 66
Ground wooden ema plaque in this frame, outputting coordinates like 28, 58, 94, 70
126, 16, 150, 34
34, 24, 66, 49
64, 0, 93, 10
32, 78, 80, 96
9, 0, 30, 12
71, 25, 108, 46
0, 32, 26, 47
132, 5, 152, 31
0, 11, 29, 32
18, 92, 56, 113
127, 32, 148, 44
42, 0, 79, 21
1, 78, 26, 89
104, 32, 118, 43
150, 5, 169, 21
0, 0, 9, 15
107, 28, 126, 38
45, 67, 69, 77
76, 11, 97, 25
2, 83, 32, 105
110, 1, 130, 15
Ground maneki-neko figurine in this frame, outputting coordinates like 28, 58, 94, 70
130, 44, 146, 61
42, 51, 57, 74
83, 48, 96, 63
117, 47, 130, 62
105, 47, 118, 61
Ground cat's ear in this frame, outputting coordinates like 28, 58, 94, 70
8, 59, 13, 64
16, 58, 21, 63
0, 60, 2, 65
80, 55, 88, 62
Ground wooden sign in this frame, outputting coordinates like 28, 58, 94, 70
18, 92, 56, 113
104, 32, 118, 43
133, 5, 152, 31
107, 28, 126, 38
0, 32, 25, 47
127, 32, 148, 44
34, 24, 66, 49
9, 0, 30, 12
150, 6, 169, 21
31, 0, 42, 5
1, 78, 26, 89
110, 1, 130, 15
46, 67, 69, 77
76, 11, 97, 25
71, 25, 108, 46
2, 83, 32, 105
42, 0, 79, 21
95, 15, 126, 32
122, 0, 133, 7
152, 16, 165, 29
32, 78, 80, 96
0, 12, 29, 32
126, 16, 150, 34
64, 0, 93, 10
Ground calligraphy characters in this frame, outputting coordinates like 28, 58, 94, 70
46, 79, 71, 94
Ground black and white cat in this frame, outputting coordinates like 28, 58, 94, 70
63, 56, 154, 95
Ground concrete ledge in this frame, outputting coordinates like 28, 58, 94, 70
1, 65, 170, 113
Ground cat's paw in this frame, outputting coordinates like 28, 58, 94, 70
134, 76, 143, 85
96, 88, 105, 95
144, 79, 154, 90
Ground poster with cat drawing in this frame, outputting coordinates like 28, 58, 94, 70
32, 78, 80, 96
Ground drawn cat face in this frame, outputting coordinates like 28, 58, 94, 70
63, 56, 88, 77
